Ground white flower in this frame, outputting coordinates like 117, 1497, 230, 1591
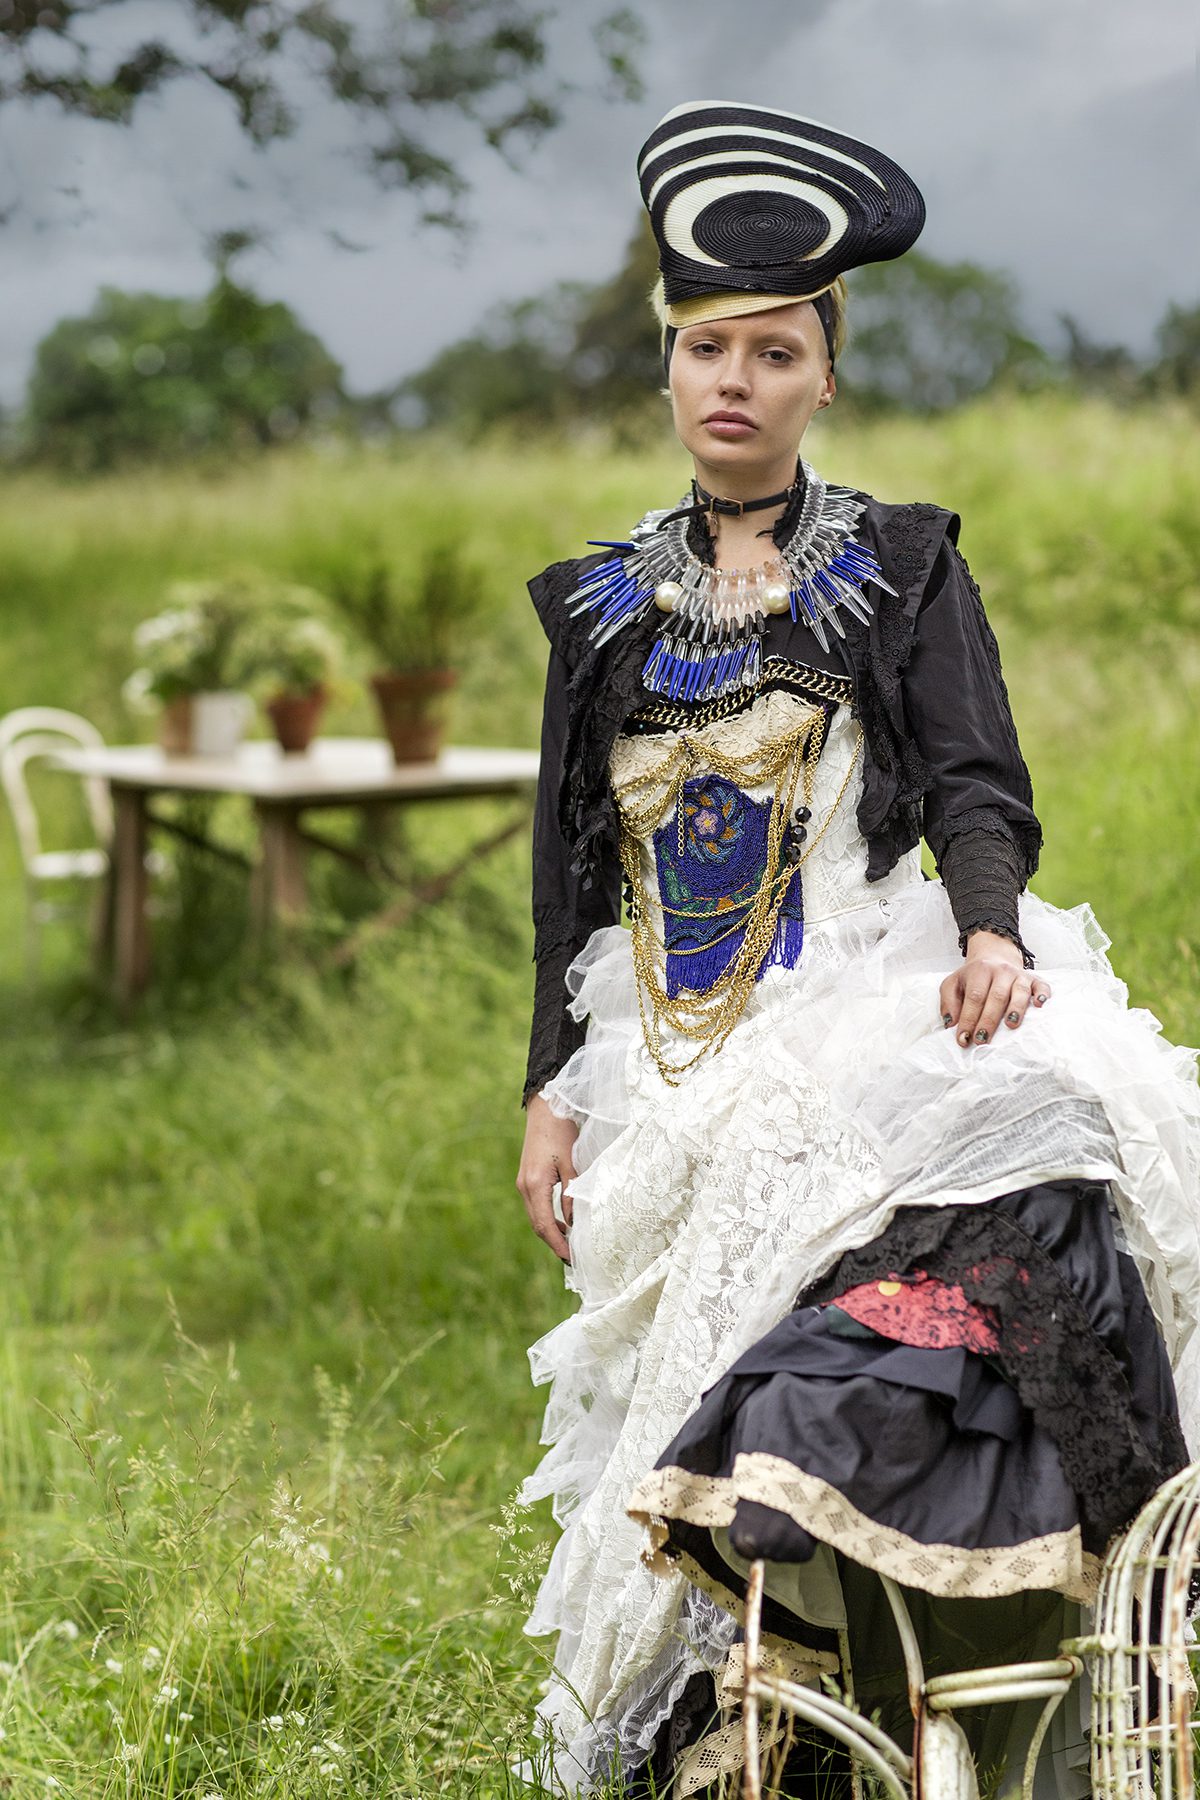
179, 1710, 194, 1723
119, 1744, 139, 1764
321, 1738, 346, 1755
286, 1710, 306, 1726
55, 1621, 80, 1642
121, 668, 157, 714
264, 1714, 284, 1731
153, 1683, 180, 1705
45, 1780, 60, 1790
0, 1661, 13, 1676
141, 1646, 163, 1670
133, 608, 200, 651
319, 1764, 339, 1777
105, 1657, 123, 1674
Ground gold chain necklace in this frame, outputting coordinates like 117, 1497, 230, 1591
614, 707, 863, 1085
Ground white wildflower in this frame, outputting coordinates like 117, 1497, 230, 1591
267, 1481, 330, 1574
321, 1738, 346, 1755
153, 1683, 180, 1705
105, 1657, 123, 1674
264, 1714, 284, 1731
179, 1710, 194, 1723
287, 1710, 306, 1726
141, 1645, 163, 1670
119, 1744, 139, 1764
55, 1621, 80, 1642
319, 1764, 339, 1776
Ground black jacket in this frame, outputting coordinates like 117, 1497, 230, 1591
524, 495, 1041, 1105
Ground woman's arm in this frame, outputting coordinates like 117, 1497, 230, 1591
905, 541, 1052, 1044
518, 642, 621, 1260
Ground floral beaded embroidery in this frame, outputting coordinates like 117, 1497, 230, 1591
653, 773, 804, 999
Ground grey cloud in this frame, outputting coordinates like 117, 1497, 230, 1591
0, 0, 1195, 408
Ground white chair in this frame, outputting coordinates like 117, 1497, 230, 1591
740, 1461, 1200, 1800
0, 707, 114, 976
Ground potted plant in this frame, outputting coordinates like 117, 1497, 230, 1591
124, 579, 259, 756
329, 543, 484, 764
244, 604, 344, 754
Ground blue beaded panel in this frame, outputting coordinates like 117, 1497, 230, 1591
653, 773, 804, 998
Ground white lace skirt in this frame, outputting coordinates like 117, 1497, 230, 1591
520, 879, 1200, 1793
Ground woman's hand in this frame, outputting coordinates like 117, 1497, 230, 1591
517, 1094, 580, 1264
939, 931, 1052, 1048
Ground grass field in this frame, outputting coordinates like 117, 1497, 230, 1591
0, 396, 1196, 1796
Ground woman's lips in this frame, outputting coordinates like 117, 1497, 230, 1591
704, 415, 757, 439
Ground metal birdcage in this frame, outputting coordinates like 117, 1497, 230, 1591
740, 1462, 1200, 1800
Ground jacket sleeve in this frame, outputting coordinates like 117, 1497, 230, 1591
524, 640, 623, 1109
904, 538, 1043, 964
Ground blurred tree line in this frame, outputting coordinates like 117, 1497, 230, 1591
8, 223, 1198, 471
395, 220, 1200, 435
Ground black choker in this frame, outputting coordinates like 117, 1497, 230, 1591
663, 465, 802, 527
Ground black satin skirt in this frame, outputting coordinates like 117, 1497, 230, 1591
628, 1180, 1187, 1796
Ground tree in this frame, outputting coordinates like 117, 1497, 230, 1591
23, 272, 346, 469
840, 253, 1049, 412
397, 286, 588, 436
1056, 315, 1141, 399
567, 217, 663, 413
0, 1, 643, 232
1148, 303, 1200, 399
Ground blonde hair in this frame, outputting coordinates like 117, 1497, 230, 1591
650, 274, 848, 363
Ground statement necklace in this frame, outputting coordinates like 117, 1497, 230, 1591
564, 461, 895, 705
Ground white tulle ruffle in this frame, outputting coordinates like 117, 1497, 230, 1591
521, 879, 1200, 1793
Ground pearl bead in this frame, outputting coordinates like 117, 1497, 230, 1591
654, 580, 683, 612
761, 580, 792, 615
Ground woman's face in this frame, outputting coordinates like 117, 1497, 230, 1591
668, 301, 835, 482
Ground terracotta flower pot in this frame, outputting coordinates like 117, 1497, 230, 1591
266, 685, 328, 755
158, 695, 193, 757
370, 668, 458, 764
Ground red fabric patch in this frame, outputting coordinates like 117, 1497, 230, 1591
829, 1270, 1001, 1353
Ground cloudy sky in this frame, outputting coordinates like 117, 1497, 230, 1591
1, 0, 1195, 407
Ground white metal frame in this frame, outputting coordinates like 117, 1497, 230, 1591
0, 708, 113, 975
741, 1461, 1200, 1800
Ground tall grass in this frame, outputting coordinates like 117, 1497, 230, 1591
0, 396, 1196, 1793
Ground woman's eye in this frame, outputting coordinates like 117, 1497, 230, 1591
689, 341, 719, 356
763, 348, 793, 365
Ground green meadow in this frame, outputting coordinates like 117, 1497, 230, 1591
0, 395, 1196, 1796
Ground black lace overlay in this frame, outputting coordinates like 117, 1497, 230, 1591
796, 1184, 1189, 1551
939, 828, 1035, 969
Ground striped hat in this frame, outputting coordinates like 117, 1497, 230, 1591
639, 101, 925, 327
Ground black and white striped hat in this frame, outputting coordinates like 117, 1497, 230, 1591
639, 101, 925, 322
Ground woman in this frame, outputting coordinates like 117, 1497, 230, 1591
515, 102, 1200, 1797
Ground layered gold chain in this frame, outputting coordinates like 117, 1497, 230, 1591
614, 707, 864, 1085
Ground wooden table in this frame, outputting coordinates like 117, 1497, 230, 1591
47, 738, 540, 1006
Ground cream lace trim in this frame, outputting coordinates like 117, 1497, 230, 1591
677, 1640, 834, 1796
628, 1453, 1102, 1604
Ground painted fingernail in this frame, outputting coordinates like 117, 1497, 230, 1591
1006, 1011, 1020, 1025
1034, 993, 1047, 1006
975, 1029, 989, 1043
959, 1031, 972, 1046
942, 1013, 953, 1027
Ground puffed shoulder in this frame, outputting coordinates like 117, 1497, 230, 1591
527, 552, 608, 668
855, 496, 962, 616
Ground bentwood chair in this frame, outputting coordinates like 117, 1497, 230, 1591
0, 708, 114, 975
740, 1461, 1200, 1800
